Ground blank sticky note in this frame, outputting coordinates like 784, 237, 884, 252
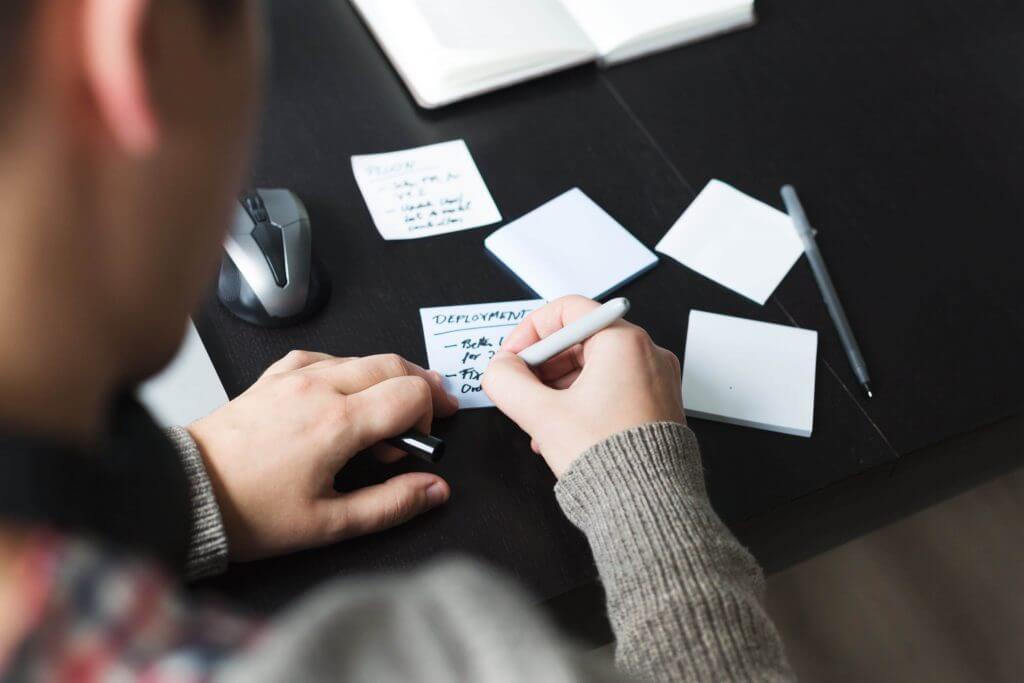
682, 310, 818, 437
485, 188, 658, 300
656, 180, 804, 304
138, 322, 228, 428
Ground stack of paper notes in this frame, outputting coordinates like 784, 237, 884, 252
485, 188, 658, 300
682, 311, 818, 437
349, 0, 756, 108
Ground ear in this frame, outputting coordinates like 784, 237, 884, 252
82, 0, 159, 154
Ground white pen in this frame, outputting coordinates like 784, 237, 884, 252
518, 298, 631, 367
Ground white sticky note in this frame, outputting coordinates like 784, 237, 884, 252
485, 188, 658, 300
656, 180, 804, 305
420, 299, 545, 409
682, 310, 817, 437
138, 322, 228, 428
352, 140, 502, 240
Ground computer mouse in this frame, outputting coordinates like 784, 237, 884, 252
217, 189, 330, 327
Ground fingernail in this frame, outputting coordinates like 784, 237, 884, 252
429, 370, 444, 384
426, 482, 448, 507
446, 392, 460, 410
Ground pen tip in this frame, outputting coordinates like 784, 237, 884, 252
863, 383, 874, 399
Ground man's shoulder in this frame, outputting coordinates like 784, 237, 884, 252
3, 532, 257, 681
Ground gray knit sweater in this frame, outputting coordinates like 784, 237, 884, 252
167, 423, 794, 682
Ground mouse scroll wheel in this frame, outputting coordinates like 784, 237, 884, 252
241, 192, 271, 224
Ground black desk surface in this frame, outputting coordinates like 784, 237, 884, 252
196, 0, 1024, 614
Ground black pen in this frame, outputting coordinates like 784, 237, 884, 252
781, 185, 874, 398
387, 431, 446, 464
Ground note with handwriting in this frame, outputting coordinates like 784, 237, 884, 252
352, 140, 502, 240
420, 299, 545, 408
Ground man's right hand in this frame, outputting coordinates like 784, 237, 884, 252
482, 296, 686, 479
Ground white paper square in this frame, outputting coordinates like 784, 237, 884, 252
138, 322, 228, 428
485, 188, 658, 300
420, 299, 545, 409
656, 180, 804, 304
682, 310, 818, 437
352, 140, 502, 240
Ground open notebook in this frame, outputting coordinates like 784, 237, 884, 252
350, 0, 756, 108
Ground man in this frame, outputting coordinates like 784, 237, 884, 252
0, 1, 794, 681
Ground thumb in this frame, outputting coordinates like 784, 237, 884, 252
482, 351, 555, 425
324, 473, 450, 539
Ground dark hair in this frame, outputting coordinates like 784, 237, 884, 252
0, 2, 35, 115
0, 0, 242, 121
199, 0, 245, 26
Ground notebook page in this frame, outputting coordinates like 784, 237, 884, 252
556, 0, 751, 58
417, 0, 589, 54
350, 0, 594, 106
417, 0, 595, 85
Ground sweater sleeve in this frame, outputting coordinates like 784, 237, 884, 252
555, 422, 794, 682
164, 427, 230, 581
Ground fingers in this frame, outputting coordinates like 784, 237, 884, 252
500, 296, 602, 353
262, 350, 340, 377
372, 443, 407, 464
532, 344, 586, 384
345, 375, 435, 454
482, 350, 555, 427
307, 354, 457, 417
319, 473, 449, 539
548, 367, 581, 390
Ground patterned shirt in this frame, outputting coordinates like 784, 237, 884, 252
2, 533, 259, 682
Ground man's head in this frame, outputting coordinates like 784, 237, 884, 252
0, 0, 263, 385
